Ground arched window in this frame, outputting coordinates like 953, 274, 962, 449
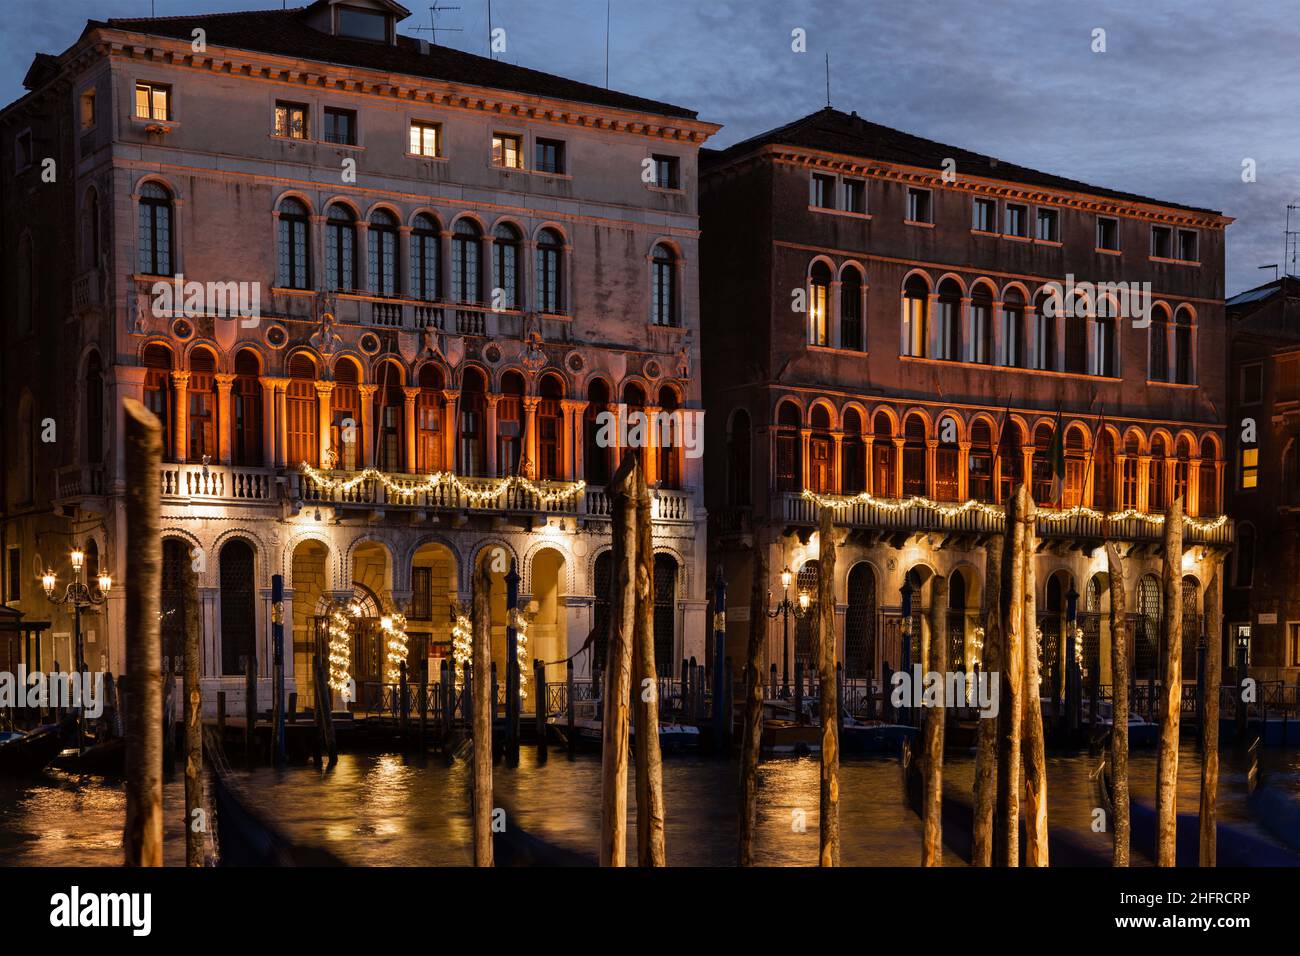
452, 220, 482, 303
651, 243, 678, 326
1034, 289, 1057, 371
459, 367, 486, 476
142, 344, 174, 461
872, 411, 895, 496
1065, 426, 1088, 508
373, 360, 405, 471
901, 275, 928, 358
969, 419, 994, 501
1149, 304, 1170, 382
775, 401, 802, 493
538, 375, 565, 481
794, 560, 820, 672
1181, 576, 1201, 679
1095, 429, 1117, 511
85, 352, 103, 463
187, 348, 218, 462
416, 365, 444, 473
232, 349, 262, 466
841, 266, 864, 351
935, 415, 958, 501
368, 209, 398, 296
652, 553, 677, 675
1032, 423, 1054, 504
902, 414, 927, 497
1149, 435, 1169, 512
277, 197, 310, 289
161, 539, 189, 665
286, 354, 319, 466
1065, 292, 1088, 374
971, 283, 994, 364
1198, 436, 1218, 515
809, 262, 831, 347
584, 380, 612, 485
492, 223, 520, 310
331, 358, 360, 470
1232, 523, 1255, 589
219, 539, 256, 676
936, 279, 961, 361
1002, 288, 1025, 368
947, 571, 967, 670
325, 204, 356, 292
1121, 431, 1142, 510
536, 228, 564, 314
497, 371, 524, 476
845, 563, 877, 679
411, 214, 440, 301
1094, 295, 1117, 376
655, 385, 680, 489
1135, 573, 1162, 679
137, 182, 173, 276
842, 408, 864, 495
809, 405, 833, 494
1083, 575, 1104, 678
593, 550, 612, 670
998, 421, 1023, 503
1174, 307, 1194, 384
727, 409, 752, 506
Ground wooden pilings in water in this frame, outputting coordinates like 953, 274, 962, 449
471, 560, 494, 867
1105, 538, 1131, 866
922, 573, 947, 866
533, 659, 546, 762
996, 485, 1029, 866
739, 534, 768, 866
632, 460, 666, 866
972, 533, 1003, 867
181, 534, 204, 867
1199, 557, 1223, 867
816, 507, 839, 867
1021, 497, 1048, 867
122, 398, 164, 867
599, 454, 638, 866
1156, 498, 1183, 867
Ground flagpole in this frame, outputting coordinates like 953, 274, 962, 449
1080, 403, 1107, 510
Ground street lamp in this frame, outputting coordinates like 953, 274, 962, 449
766, 565, 812, 698
43, 545, 112, 752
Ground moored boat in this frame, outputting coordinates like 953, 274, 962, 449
0, 724, 65, 775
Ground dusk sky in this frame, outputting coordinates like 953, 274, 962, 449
4, 0, 1297, 295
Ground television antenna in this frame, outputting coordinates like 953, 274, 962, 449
1285, 203, 1300, 278
411, 3, 463, 46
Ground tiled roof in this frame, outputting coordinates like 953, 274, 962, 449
85, 5, 699, 120
703, 107, 1219, 215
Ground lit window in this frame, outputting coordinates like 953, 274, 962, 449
492, 133, 523, 169
80, 89, 97, 129
274, 102, 308, 140
906, 188, 932, 224
135, 82, 170, 121
1240, 447, 1258, 489
409, 121, 440, 157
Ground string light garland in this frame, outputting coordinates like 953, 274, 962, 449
382, 611, 409, 682
299, 463, 586, 506
327, 606, 353, 693
800, 489, 1229, 532
509, 607, 531, 702
450, 608, 473, 686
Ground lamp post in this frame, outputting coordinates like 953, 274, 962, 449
43, 546, 112, 751
765, 565, 811, 699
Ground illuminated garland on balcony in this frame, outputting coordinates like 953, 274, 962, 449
800, 489, 1229, 532
327, 607, 353, 693
382, 611, 409, 683
298, 463, 585, 506
509, 607, 531, 702
451, 610, 473, 686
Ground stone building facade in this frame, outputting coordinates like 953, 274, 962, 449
701, 108, 1234, 700
0, 0, 718, 713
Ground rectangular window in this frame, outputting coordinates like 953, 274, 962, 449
80, 89, 97, 129
973, 198, 996, 232
6, 548, 19, 603
842, 179, 866, 214
409, 121, 440, 157
1178, 228, 1199, 262
274, 101, 309, 140
1240, 447, 1258, 489
811, 174, 835, 209
906, 188, 932, 223
338, 7, 388, 41
14, 130, 33, 170
1290, 622, 1300, 666
323, 107, 356, 145
535, 138, 566, 174
1241, 363, 1263, 404
135, 82, 170, 121
492, 133, 523, 169
1036, 207, 1059, 242
653, 154, 680, 190
1151, 225, 1173, 259
411, 567, 432, 620
1097, 216, 1119, 251
1005, 203, 1028, 237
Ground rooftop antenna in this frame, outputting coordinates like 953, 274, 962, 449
1260, 264, 1280, 282
825, 53, 831, 107
1287, 204, 1300, 278
487, 0, 493, 59
411, 3, 462, 46
605, 0, 610, 88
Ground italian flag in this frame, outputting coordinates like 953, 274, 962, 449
1048, 408, 1066, 506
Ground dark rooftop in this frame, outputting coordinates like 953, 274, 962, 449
77, 4, 698, 121
1227, 276, 1300, 341
703, 107, 1220, 216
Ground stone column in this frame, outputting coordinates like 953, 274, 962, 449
1025, 303, 1039, 369
215, 373, 235, 465
171, 370, 190, 462
562, 400, 586, 481
927, 292, 941, 358
831, 430, 844, 494
863, 436, 875, 495
442, 389, 460, 474
358, 384, 377, 469
644, 403, 661, 486
926, 438, 938, 498
314, 381, 335, 469
800, 427, 812, 491
959, 296, 972, 362
258, 376, 277, 467
830, 280, 843, 349
1188, 456, 1202, 517
403, 386, 420, 473
485, 394, 500, 477
958, 439, 971, 500
523, 395, 541, 480
892, 437, 905, 497
273, 379, 289, 469
1138, 455, 1151, 512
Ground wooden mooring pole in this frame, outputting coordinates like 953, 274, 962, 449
1156, 498, 1184, 867
739, 534, 768, 866
182, 537, 204, 867
1199, 558, 1223, 866
997, 485, 1028, 867
534, 659, 546, 762
632, 462, 666, 865
122, 398, 163, 867
1021, 497, 1048, 867
817, 506, 839, 867
922, 572, 947, 866
471, 560, 494, 867
1105, 538, 1131, 866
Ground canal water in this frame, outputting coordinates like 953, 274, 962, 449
1, 742, 1294, 866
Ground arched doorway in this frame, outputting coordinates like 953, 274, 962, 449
219, 539, 256, 677
1135, 573, 1162, 681
844, 562, 876, 679
409, 541, 458, 683
531, 549, 567, 689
